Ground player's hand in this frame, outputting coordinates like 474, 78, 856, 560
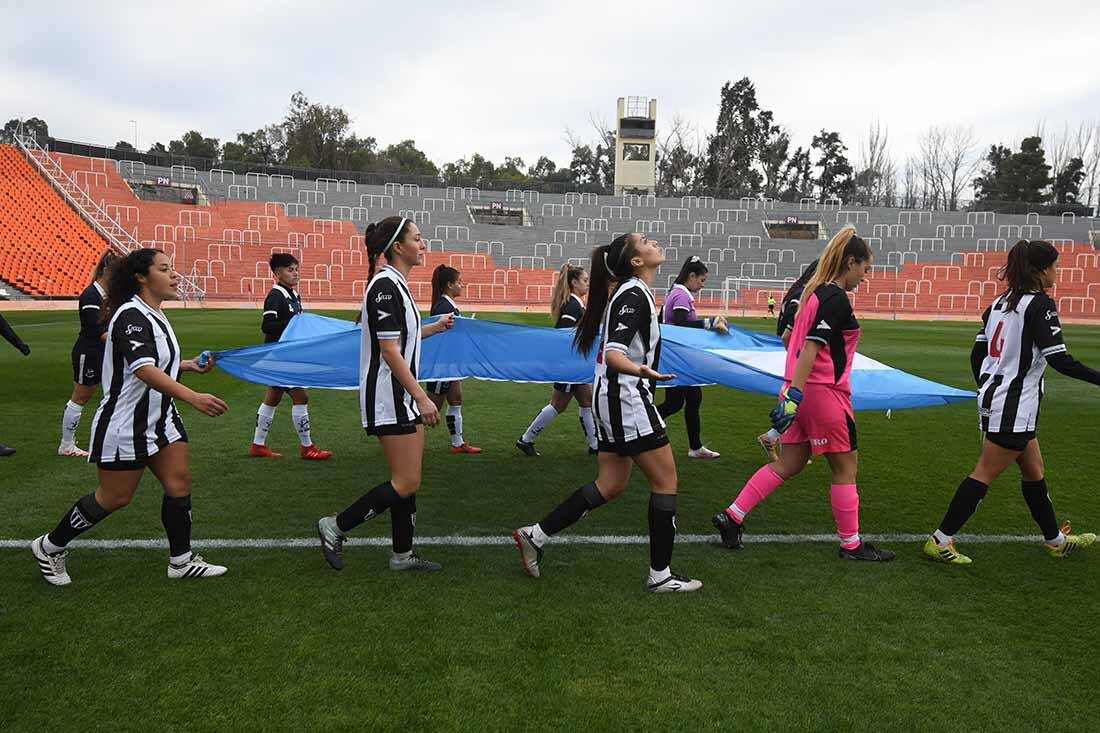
417, 394, 441, 427
189, 352, 216, 373
189, 392, 228, 417
19, 343, 30, 356
640, 365, 675, 382
769, 385, 802, 434
439, 313, 455, 330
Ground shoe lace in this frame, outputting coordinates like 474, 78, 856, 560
1060, 521, 1072, 537
190, 555, 205, 566
49, 550, 68, 572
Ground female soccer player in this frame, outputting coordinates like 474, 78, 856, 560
516, 264, 599, 456
1, 311, 30, 457
513, 233, 702, 592
426, 264, 481, 454
757, 260, 818, 461
58, 251, 117, 458
658, 256, 728, 460
924, 239, 1098, 564
31, 249, 229, 586
712, 226, 894, 561
317, 217, 454, 573
249, 252, 332, 460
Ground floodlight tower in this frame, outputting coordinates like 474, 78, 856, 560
613, 96, 657, 196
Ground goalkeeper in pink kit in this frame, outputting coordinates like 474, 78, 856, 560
713, 226, 895, 561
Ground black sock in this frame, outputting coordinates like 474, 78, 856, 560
47, 493, 109, 548
1022, 478, 1060, 541
648, 493, 677, 571
161, 495, 192, 559
938, 477, 989, 536
336, 481, 401, 533
538, 482, 607, 536
390, 494, 417, 554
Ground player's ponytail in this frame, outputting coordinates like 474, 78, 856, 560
550, 264, 584, 323
101, 248, 160, 324
364, 216, 409, 281
431, 264, 459, 306
784, 259, 818, 304
1000, 239, 1059, 312
574, 233, 638, 356
798, 226, 871, 312
90, 250, 119, 286
673, 255, 708, 286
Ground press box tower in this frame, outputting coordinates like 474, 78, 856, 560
613, 96, 657, 196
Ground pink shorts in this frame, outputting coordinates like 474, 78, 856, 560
780, 384, 857, 455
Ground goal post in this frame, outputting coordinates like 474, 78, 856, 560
720, 277, 794, 318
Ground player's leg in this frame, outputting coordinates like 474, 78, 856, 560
31, 466, 143, 585
1017, 439, 1097, 557
379, 427, 438, 570
446, 381, 480, 454
633, 442, 701, 592
290, 387, 332, 460
59, 381, 97, 457
513, 451, 632, 578
684, 386, 719, 458
149, 442, 226, 578
517, 387, 570, 455
575, 384, 597, 454
657, 386, 685, 420
825, 450, 892, 561
713, 439, 810, 549
250, 386, 285, 457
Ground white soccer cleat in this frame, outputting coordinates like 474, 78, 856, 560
646, 572, 703, 593
389, 552, 442, 571
513, 527, 543, 578
167, 554, 227, 579
57, 443, 90, 458
687, 446, 721, 459
31, 535, 71, 586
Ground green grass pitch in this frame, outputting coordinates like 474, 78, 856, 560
2, 308, 1098, 730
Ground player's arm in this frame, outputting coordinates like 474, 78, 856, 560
970, 305, 992, 384
261, 291, 287, 338
423, 313, 455, 338
605, 290, 673, 380
0, 312, 29, 355
1030, 298, 1100, 386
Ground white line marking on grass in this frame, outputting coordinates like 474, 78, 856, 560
0, 533, 1042, 550
11, 320, 70, 329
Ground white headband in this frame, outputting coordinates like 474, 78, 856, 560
382, 217, 408, 255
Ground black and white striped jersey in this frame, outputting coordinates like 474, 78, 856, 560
976, 292, 1066, 433
77, 282, 107, 344
89, 296, 186, 463
430, 295, 460, 317
555, 293, 585, 329
593, 277, 664, 443
261, 284, 303, 343
360, 265, 422, 429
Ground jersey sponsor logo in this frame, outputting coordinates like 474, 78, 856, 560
1046, 310, 1057, 321
816, 320, 831, 330
374, 292, 393, 303
125, 324, 143, 335
618, 304, 635, 317
810, 437, 828, 446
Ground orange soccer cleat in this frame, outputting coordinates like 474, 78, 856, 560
300, 444, 333, 460
249, 443, 283, 458
450, 443, 483, 454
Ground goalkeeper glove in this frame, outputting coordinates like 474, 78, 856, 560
769, 385, 803, 434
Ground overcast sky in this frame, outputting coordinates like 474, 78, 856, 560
3, 0, 1099, 169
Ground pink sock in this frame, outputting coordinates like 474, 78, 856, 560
830, 483, 861, 549
727, 466, 784, 523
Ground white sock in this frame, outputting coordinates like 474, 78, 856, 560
42, 535, 65, 554
392, 550, 412, 561
649, 565, 672, 582
578, 406, 597, 450
291, 404, 312, 447
1045, 531, 1066, 547
253, 403, 276, 445
932, 529, 953, 547
529, 524, 550, 547
446, 405, 464, 448
522, 405, 560, 443
170, 550, 193, 565
61, 400, 83, 446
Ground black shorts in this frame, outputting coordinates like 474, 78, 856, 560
93, 433, 189, 471
553, 382, 586, 394
598, 429, 670, 457
365, 416, 423, 437
427, 381, 451, 395
71, 342, 104, 386
985, 431, 1036, 452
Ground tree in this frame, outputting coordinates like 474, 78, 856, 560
168, 130, 220, 160
758, 111, 791, 199
972, 144, 1012, 201
1052, 156, 1085, 203
1, 116, 48, 144
114, 141, 136, 152
916, 124, 979, 210
147, 142, 168, 155
778, 146, 813, 201
704, 78, 769, 196
974, 137, 1052, 203
528, 156, 558, 180
223, 125, 286, 166
376, 140, 438, 177
567, 143, 600, 186
281, 91, 351, 169
656, 115, 703, 196
811, 130, 855, 200
854, 119, 896, 206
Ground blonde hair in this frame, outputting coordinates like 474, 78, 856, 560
550, 263, 584, 323
798, 225, 872, 312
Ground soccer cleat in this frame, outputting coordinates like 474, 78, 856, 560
923, 537, 972, 564
167, 554, 227, 579
1044, 522, 1097, 558
248, 443, 283, 458
646, 572, 703, 593
688, 446, 721, 459
515, 438, 539, 457
0, 444, 16, 457
57, 443, 89, 458
450, 443, 482, 454
31, 535, 71, 586
712, 510, 744, 549
513, 527, 543, 578
588, 446, 598, 455
389, 552, 442, 571
756, 433, 779, 462
317, 516, 346, 570
300, 444, 333, 460
839, 541, 896, 562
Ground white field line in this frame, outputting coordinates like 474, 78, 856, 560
0, 533, 1042, 550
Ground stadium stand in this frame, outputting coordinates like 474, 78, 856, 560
5, 139, 1100, 319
